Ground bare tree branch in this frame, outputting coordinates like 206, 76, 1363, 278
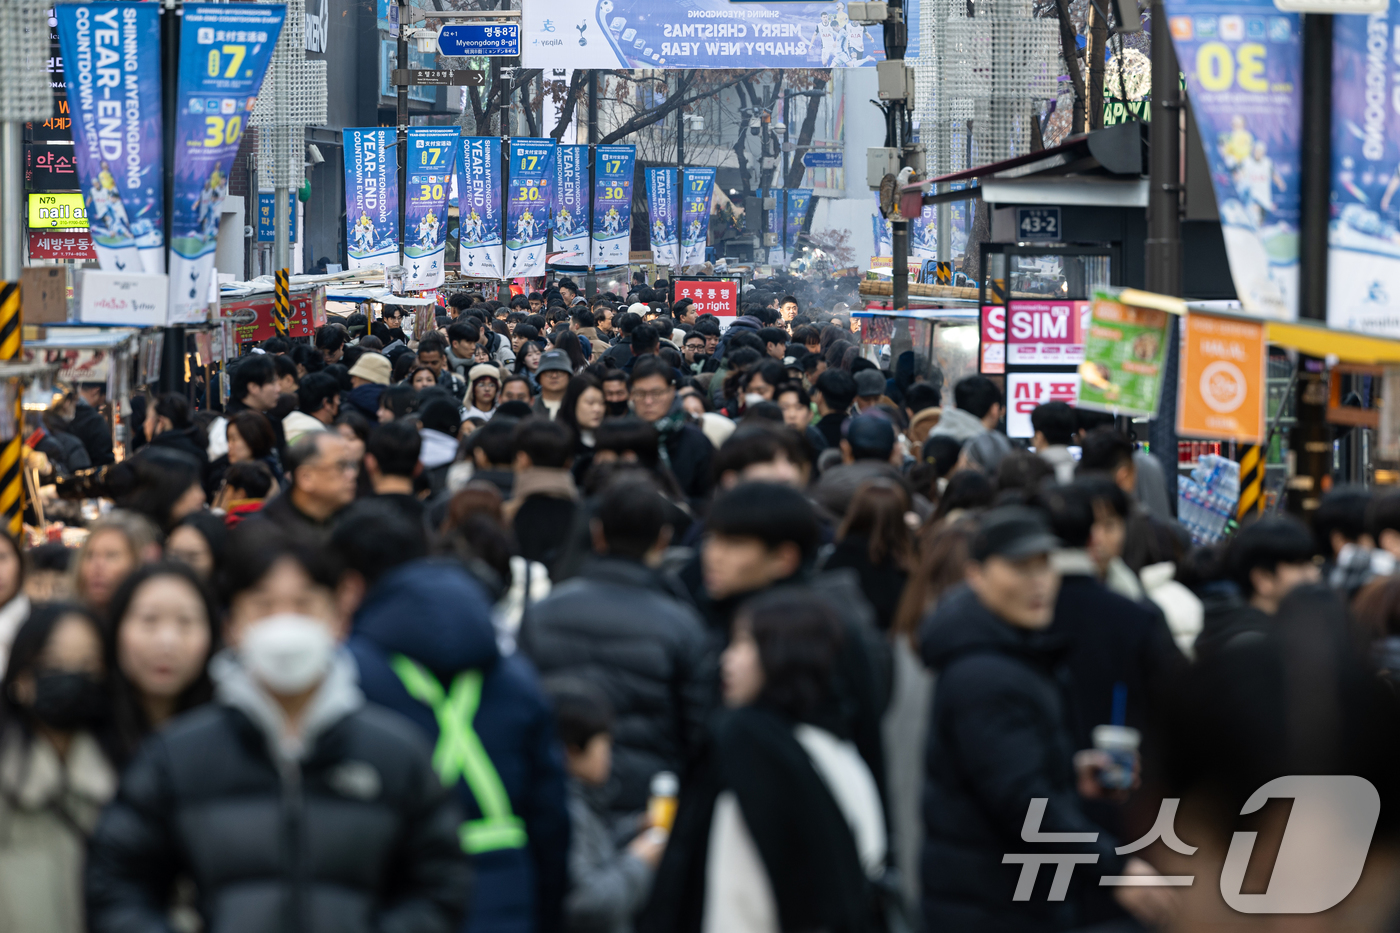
549, 69, 589, 140
597, 71, 748, 145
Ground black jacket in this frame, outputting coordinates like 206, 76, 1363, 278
85, 687, 471, 933
919, 585, 1122, 932
661, 422, 713, 504
70, 398, 115, 466
147, 426, 209, 469
821, 536, 907, 633
1194, 582, 1271, 662
521, 557, 715, 813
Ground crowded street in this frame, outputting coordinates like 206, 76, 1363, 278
0, 0, 1399, 929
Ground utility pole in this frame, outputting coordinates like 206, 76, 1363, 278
884, 0, 911, 314
586, 69, 598, 298
1145, 0, 1180, 502
160, 0, 185, 395
1290, 11, 1333, 513
397, 0, 409, 272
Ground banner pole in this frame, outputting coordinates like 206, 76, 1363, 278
160, 0, 185, 395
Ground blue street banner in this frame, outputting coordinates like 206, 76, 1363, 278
786, 188, 812, 258
169, 4, 285, 323
873, 213, 891, 258
404, 127, 457, 290
910, 202, 938, 260
343, 128, 400, 270
55, 3, 165, 275
522, 0, 888, 70
506, 138, 555, 278
457, 137, 503, 279
592, 144, 635, 267
1329, 3, 1400, 334
1165, 0, 1301, 320
552, 144, 589, 260
764, 189, 786, 266
681, 167, 716, 267
645, 167, 680, 269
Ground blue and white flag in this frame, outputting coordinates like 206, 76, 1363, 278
645, 167, 680, 269
592, 145, 635, 267
343, 128, 400, 270
56, 3, 165, 276
404, 127, 457, 290
552, 144, 590, 260
681, 167, 715, 267
506, 138, 555, 277
169, 4, 284, 323
457, 137, 503, 279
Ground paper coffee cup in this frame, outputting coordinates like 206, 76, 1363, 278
1091, 725, 1141, 790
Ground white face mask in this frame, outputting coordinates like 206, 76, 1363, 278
241, 613, 336, 695
744, 392, 766, 407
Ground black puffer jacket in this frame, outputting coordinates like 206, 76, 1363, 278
85, 656, 471, 933
521, 557, 715, 814
919, 585, 1122, 933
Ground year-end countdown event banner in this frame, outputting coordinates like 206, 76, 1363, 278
1329, 0, 1400, 335
506, 138, 555, 278
55, 3, 165, 276
344, 128, 399, 271
592, 145, 635, 268
457, 136, 503, 278
553, 144, 590, 260
404, 127, 457, 290
1164, 0, 1301, 321
681, 167, 716, 267
645, 167, 680, 269
169, 4, 285, 324
1177, 311, 1267, 443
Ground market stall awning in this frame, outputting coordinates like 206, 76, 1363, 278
1264, 319, 1400, 365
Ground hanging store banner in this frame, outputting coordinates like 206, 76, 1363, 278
592, 144, 635, 267
1077, 297, 1171, 417
404, 127, 457, 290
1328, 5, 1400, 335
553, 144, 590, 260
1164, 0, 1301, 320
521, 0, 886, 70
55, 3, 164, 276
764, 189, 785, 266
169, 4, 284, 324
872, 213, 891, 259
506, 138, 555, 278
786, 188, 812, 257
344, 128, 400, 271
645, 167, 680, 270
1177, 311, 1267, 442
457, 136, 503, 279
681, 167, 716, 267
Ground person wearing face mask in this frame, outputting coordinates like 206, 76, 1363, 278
600, 370, 631, 419
102, 562, 220, 767
85, 526, 472, 933
0, 602, 115, 933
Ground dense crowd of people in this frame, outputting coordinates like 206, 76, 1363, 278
5, 276, 1400, 932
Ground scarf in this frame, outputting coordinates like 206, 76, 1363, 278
654, 408, 689, 471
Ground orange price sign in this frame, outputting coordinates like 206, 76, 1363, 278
1176, 311, 1266, 443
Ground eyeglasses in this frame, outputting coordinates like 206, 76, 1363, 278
631, 388, 672, 402
313, 459, 360, 474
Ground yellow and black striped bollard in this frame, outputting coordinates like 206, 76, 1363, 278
1237, 443, 1265, 520
0, 281, 21, 538
273, 268, 290, 337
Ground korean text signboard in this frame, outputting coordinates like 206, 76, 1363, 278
1006, 299, 1088, 366
674, 280, 737, 319
30, 230, 97, 261
1007, 373, 1081, 437
1077, 297, 1171, 417
1177, 311, 1267, 441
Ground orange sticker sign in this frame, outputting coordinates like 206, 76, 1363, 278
1177, 312, 1266, 442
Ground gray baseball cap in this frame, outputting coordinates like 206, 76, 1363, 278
536, 349, 573, 375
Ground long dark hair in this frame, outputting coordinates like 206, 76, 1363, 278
1, 602, 103, 740
553, 329, 588, 372
837, 480, 915, 571
557, 374, 602, 438
103, 562, 220, 764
